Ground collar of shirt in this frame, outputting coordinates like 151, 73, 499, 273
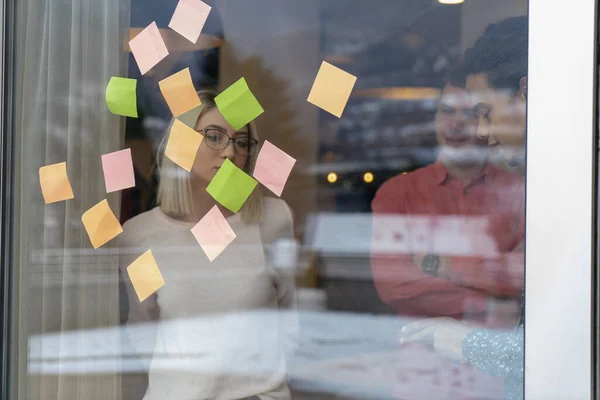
431, 160, 499, 188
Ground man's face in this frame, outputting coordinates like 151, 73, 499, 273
466, 73, 527, 168
435, 84, 487, 166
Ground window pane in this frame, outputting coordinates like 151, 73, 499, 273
8, 1, 528, 399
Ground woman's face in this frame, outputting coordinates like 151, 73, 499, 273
466, 73, 527, 168
191, 107, 251, 185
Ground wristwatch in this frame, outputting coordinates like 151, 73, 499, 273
421, 254, 440, 276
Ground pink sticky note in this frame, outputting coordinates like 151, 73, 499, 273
101, 148, 135, 193
253, 141, 296, 197
129, 22, 169, 75
169, 0, 212, 44
191, 206, 236, 261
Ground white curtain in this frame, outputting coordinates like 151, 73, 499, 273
13, 0, 129, 398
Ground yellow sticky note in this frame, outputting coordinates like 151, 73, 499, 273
39, 162, 75, 204
81, 199, 123, 249
127, 250, 165, 302
165, 119, 203, 171
159, 68, 201, 117
307, 61, 357, 118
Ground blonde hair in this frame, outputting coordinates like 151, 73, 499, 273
156, 88, 263, 224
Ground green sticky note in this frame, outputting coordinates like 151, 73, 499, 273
106, 77, 138, 118
215, 77, 264, 130
206, 159, 258, 213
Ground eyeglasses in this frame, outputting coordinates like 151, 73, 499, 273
198, 128, 258, 156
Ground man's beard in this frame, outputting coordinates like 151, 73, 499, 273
439, 145, 488, 167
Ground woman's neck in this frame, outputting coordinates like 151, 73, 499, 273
179, 179, 233, 223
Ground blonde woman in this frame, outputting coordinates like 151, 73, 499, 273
119, 88, 297, 400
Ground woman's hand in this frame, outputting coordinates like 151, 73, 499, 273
399, 317, 473, 362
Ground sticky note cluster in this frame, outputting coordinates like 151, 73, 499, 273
38, 161, 127, 249
44, 6, 362, 299
128, 0, 212, 76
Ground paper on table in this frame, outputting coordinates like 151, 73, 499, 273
127, 250, 165, 302
165, 119, 203, 171
81, 199, 123, 249
129, 22, 169, 75
253, 141, 296, 197
191, 205, 236, 261
206, 159, 257, 213
307, 61, 357, 118
105, 77, 138, 118
159, 68, 201, 117
102, 148, 136, 193
169, 0, 212, 44
214, 77, 264, 130
39, 162, 75, 204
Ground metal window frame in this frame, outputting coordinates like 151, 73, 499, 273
526, 0, 597, 398
0, 0, 15, 398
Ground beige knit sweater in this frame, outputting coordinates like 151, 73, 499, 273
119, 197, 297, 400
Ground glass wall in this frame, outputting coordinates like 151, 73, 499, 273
1, 0, 594, 399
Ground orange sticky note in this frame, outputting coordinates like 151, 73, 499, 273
159, 68, 201, 117
81, 199, 123, 249
191, 205, 236, 261
39, 162, 75, 204
253, 141, 296, 197
165, 119, 203, 171
129, 22, 169, 75
127, 250, 165, 302
169, 0, 212, 44
307, 61, 357, 118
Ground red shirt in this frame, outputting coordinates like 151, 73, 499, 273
371, 161, 525, 322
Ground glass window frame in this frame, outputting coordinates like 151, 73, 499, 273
0, 0, 597, 399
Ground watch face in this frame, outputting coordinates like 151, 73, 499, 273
422, 254, 440, 275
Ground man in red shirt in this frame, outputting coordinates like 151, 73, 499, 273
371, 72, 525, 325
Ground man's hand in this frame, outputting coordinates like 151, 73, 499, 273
399, 317, 473, 362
